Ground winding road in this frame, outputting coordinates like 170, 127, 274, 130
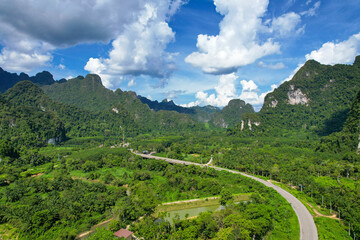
134, 152, 318, 240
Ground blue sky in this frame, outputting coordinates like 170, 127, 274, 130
0, 0, 359, 110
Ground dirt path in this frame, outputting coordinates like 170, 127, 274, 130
76, 217, 115, 239
267, 180, 339, 220
162, 196, 218, 205
306, 203, 339, 219
205, 157, 213, 166
31, 173, 44, 177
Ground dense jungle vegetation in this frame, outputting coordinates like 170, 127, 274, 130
0, 57, 359, 239
0, 142, 298, 239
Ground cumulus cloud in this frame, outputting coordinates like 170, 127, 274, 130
279, 31, 360, 86
84, 1, 184, 88
0, 0, 144, 47
0, 0, 185, 74
240, 80, 258, 91
305, 32, 360, 65
271, 12, 304, 37
281, 32, 360, 86
0, 22, 54, 71
185, 0, 281, 75
182, 73, 275, 109
185, 0, 307, 75
183, 73, 238, 107
239, 80, 276, 106
0, 48, 52, 72
258, 61, 285, 69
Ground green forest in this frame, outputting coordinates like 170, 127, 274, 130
0, 57, 359, 239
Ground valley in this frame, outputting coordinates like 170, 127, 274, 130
0, 56, 359, 240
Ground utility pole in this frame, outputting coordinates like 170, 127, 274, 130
322, 196, 323, 206
349, 222, 351, 236
339, 209, 341, 223
330, 201, 332, 214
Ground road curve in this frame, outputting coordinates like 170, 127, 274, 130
134, 152, 318, 240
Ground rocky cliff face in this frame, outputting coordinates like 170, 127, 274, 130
287, 85, 309, 105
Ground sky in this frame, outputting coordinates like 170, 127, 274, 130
0, 0, 360, 111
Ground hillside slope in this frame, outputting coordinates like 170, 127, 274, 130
211, 99, 255, 128
42, 75, 201, 132
235, 56, 360, 136
318, 89, 360, 153
1, 81, 139, 147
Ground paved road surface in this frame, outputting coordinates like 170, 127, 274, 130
135, 152, 318, 240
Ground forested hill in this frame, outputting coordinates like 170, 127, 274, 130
0, 82, 65, 148
0, 67, 60, 93
318, 89, 360, 153
42, 75, 202, 133
42, 74, 125, 112
235, 55, 360, 136
212, 99, 255, 128
139, 95, 254, 127
138, 96, 195, 114
0, 81, 140, 147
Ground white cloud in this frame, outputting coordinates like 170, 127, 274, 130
238, 80, 276, 106
271, 12, 303, 37
305, 32, 360, 65
58, 64, 65, 70
0, 0, 185, 74
185, 0, 307, 75
280, 32, 360, 87
182, 73, 276, 109
240, 80, 258, 91
185, 0, 281, 75
0, 0, 145, 47
258, 61, 286, 69
301, 1, 321, 17
279, 31, 360, 86
84, 2, 184, 88
128, 79, 136, 87
0, 22, 54, 72
183, 73, 238, 107
0, 48, 52, 72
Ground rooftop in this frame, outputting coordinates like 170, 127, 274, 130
114, 229, 133, 238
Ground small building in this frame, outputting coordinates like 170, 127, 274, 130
114, 229, 134, 240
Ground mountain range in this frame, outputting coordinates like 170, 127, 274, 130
0, 56, 359, 152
